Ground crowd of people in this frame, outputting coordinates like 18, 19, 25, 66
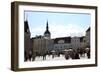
64, 48, 90, 60
24, 48, 90, 61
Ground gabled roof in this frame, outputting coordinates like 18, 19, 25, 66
86, 27, 90, 32
24, 20, 29, 33
53, 37, 71, 44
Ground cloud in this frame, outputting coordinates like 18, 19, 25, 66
30, 26, 45, 37
50, 23, 85, 38
29, 23, 86, 38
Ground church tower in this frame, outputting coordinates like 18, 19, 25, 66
24, 18, 31, 61
44, 21, 51, 39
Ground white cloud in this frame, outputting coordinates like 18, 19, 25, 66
30, 26, 45, 37
50, 23, 85, 38
29, 23, 86, 38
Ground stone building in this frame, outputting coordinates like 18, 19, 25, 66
85, 27, 90, 48
53, 37, 71, 52
80, 36, 86, 49
71, 37, 80, 50
32, 36, 46, 56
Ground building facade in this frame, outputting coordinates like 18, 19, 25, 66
53, 37, 71, 52
85, 27, 90, 48
71, 37, 80, 50
80, 36, 86, 49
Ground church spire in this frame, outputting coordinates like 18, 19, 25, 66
24, 14, 30, 33
44, 20, 50, 34
46, 21, 49, 31
25, 14, 28, 21
44, 20, 51, 39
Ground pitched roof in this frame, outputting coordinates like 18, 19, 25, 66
24, 20, 29, 33
53, 37, 71, 44
86, 27, 90, 32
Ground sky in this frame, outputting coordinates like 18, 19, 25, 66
24, 11, 91, 39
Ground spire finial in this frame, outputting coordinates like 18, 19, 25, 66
25, 14, 28, 21
46, 20, 48, 30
